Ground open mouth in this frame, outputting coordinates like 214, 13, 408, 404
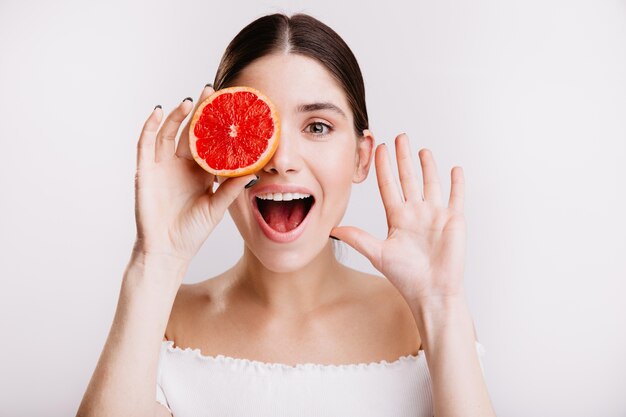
255, 194, 315, 233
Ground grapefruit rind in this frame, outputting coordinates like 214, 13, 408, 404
188, 86, 281, 177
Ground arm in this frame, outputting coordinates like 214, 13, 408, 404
76, 85, 256, 416
331, 133, 496, 416
412, 295, 495, 417
76, 252, 187, 417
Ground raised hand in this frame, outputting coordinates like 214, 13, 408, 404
133, 85, 257, 263
331, 133, 467, 307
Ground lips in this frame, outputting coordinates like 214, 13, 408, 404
250, 184, 316, 243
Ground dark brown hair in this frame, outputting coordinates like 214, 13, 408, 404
213, 13, 368, 137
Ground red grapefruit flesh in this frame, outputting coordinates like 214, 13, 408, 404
189, 86, 280, 177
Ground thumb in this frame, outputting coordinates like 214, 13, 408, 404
205, 174, 258, 225
331, 226, 383, 271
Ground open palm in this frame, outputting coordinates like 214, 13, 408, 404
331, 133, 467, 306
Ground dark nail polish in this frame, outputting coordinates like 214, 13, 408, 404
183, 97, 193, 103
330, 235, 340, 241
244, 176, 259, 189
154, 104, 162, 110
205, 83, 213, 88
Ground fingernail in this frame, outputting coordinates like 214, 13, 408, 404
183, 97, 193, 103
244, 175, 259, 189
330, 235, 340, 241
154, 104, 162, 110
205, 83, 213, 88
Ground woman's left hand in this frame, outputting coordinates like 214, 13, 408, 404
330, 133, 467, 308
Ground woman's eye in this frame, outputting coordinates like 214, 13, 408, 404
305, 121, 333, 137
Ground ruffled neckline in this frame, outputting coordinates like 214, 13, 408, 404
162, 340, 426, 371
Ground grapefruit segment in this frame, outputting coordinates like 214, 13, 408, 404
189, 86, 280, 177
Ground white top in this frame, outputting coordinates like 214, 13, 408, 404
156, 339, 486, 417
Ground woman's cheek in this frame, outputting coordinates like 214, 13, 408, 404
314, 144, 355, 221
309, 139, 355, 176
228, 195, 253, 234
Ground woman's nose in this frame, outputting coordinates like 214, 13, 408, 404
262, 131, 302, 175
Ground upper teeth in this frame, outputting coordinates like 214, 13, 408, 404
256, 192, 311, 201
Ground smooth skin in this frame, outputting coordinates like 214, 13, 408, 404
77, 52, 496, 417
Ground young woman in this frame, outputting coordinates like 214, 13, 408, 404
77, 13, 496, 417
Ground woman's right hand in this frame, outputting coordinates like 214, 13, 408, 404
132, 85, 258, 264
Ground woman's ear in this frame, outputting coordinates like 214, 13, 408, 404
353, 128, 375, 183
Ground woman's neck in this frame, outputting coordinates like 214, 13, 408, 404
229, 241, 347, 317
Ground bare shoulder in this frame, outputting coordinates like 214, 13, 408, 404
163, 269, 422, 363
162, 281, 214, 342
339, 267, 423, 355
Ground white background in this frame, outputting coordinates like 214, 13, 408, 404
1, 1, 625, 416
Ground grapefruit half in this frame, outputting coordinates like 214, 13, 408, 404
189, 86, 280, 177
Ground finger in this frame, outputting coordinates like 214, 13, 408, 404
137, 105, 163, 169
204, 174, 258, 226
375, 144, 403, 219
448, 166, 465, 212
330, 226, 383, 271
176, 84, 215, 160
395, 133, 422, 202
155, 98, 194, 163
418, 148, 443, 205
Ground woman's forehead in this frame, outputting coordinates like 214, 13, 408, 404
232, 53, 351, 118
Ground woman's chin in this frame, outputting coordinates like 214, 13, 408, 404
231, 204, 337, 273
243, 233, 333, 274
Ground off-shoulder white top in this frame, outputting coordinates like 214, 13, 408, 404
156, 339, 486, 417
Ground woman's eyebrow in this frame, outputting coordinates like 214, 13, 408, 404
296, 102, 347, 119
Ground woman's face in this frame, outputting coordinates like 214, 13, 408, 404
226, 52, 374, 272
